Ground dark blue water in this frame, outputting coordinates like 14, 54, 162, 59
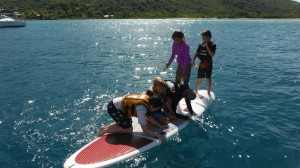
1, 19, 299, 168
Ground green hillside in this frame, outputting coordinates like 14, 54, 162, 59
0, 0, 300, 19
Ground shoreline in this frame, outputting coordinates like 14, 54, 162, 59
25, 17, 300, 21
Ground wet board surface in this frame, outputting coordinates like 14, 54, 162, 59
64, 90, 215, 168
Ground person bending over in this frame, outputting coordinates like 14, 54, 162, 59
97, 94, 166, 142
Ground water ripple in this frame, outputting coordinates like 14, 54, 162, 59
1, 19, 300, 168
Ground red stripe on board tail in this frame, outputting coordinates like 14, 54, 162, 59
75, 133, 153, 164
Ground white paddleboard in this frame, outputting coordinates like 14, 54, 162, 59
64, 90, 215, 168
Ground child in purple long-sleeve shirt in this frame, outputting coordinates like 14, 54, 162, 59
163, 30, 192, 88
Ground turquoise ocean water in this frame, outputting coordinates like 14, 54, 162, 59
0, 19, 299, 168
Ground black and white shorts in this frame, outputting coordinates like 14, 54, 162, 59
107, 100, 132, 129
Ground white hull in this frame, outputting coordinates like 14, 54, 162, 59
0, 20, 26, 27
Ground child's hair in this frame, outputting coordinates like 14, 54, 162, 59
148, 77, 166, 100
149, 77, 165, 91
153, 77, 165, 88
172, 30, 185, 39
149, 95, 163, 108
202, 29, 212, 38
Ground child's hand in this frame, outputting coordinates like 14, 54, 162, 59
158, 134, 167, 143
183, 107, 189, 112
159, 124, 169, 129
163, 64, 169, 71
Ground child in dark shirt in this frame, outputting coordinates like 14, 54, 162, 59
192, 29, 216, 96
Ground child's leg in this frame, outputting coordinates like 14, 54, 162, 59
183, 64, 191, 86
175, 65, 182, 83
206, 78, 211, 96
97, 123, 133, 136
99, 122, 119, 129
195, 78, 201, 93
100, 100, 133, 136
206, 66, 213, 96
97, 123, 119, 136
196, 66, 205, 93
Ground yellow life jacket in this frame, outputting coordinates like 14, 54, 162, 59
122, 94, 150, 116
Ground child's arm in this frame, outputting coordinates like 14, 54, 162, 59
192, 45, 201, 66
164, 97, 174, 114
192, 46, 199, 66
141, 125, 166, 143
164, 43, 176, 71
192, 51, 198, 66
147, 116, 169, 129
205, 44, 215, 57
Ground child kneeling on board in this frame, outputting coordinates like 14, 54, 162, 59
97, 94, 166, 142
146, 77, 196, 119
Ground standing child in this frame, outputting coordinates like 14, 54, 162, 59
192, 29, 216, 96
163, 30, 192, 88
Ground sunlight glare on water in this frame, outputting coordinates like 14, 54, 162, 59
0, 19, 300, 168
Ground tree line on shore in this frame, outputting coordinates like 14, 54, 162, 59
1, 0, 300, 19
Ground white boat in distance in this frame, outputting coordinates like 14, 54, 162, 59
0, 15, 26, 28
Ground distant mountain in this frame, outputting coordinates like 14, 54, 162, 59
0, 0, 299, 19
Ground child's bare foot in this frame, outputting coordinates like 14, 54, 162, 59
207, 91, 211, 97
197, 93, 204, 99
96, 126, 107, 137
97, 131, 106, 137
194, 90, 204, 98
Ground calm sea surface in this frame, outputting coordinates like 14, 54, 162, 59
0, 19, 299, 168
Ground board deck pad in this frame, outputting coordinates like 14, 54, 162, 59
64, 90, 215, 168
75, 133, 153, 164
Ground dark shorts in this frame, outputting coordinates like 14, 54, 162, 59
107, 101, 132, 129
197, 65, 213, 78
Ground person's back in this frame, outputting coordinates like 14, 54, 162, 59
97, 94, 166, 142
165, 80, 196, 115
